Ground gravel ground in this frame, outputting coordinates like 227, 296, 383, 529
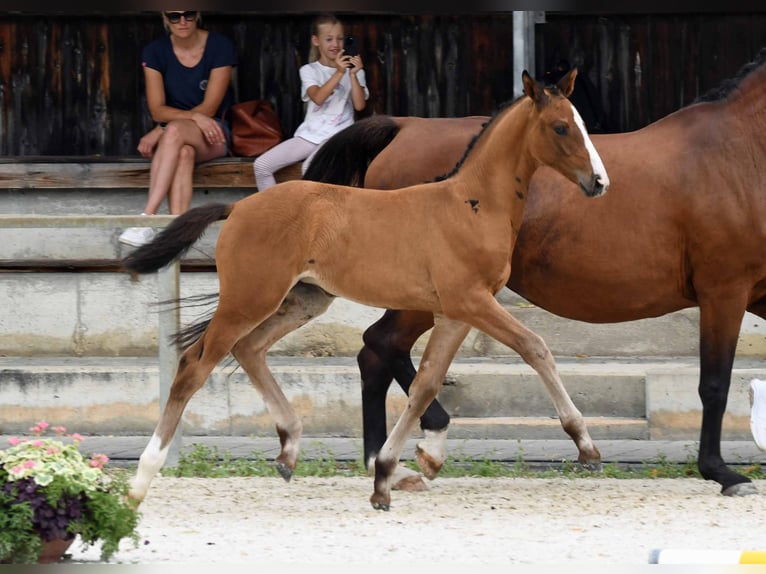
66, 475, 766, 565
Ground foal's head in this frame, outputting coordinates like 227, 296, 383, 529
522, 68, 609, 197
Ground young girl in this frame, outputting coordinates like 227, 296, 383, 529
119, 11, 237, 247
253, 14, 368, 190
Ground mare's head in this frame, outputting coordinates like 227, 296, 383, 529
522, 68, 609, 197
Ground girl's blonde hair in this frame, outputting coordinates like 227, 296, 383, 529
308, 13, 342, 63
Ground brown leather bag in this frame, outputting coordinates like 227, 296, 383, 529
227, 100, 283, 157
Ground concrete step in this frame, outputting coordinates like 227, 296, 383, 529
448, 416, 649, 440
1, 355, 764, 441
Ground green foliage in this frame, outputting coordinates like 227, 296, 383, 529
0, 491, 40, 564
164, 444, 279, 478
164, 442, 369, 478
158, 440, 762, 482
70, 470, 141, 561
0, 422, 140, 564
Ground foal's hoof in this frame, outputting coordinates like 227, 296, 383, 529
722, 482, 759, 497
393, 475, 430, 492
370, 493, 390, 511
415, 445, 444, 480
577, 446, 602, 472
391, 464, 429, 492
580, 460, 602, 472
275, 462, 293, 482
125, 492, 143, 509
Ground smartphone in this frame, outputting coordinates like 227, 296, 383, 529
344, 35, 358, 57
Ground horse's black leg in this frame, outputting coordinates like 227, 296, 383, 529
697, 301, 756, 495
358, 344, 395, 469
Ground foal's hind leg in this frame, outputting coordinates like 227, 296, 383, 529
231, 283, 335, 482
371, 316, 471, 510
129, 308, 262, 503
456, 293, 601, 469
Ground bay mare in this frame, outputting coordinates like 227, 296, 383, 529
302, 47, 766, 496
122, 70, 608, 510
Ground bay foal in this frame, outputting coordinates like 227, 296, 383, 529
123, 69, 608, 510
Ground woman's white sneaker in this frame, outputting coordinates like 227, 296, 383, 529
119, 227, 156, 247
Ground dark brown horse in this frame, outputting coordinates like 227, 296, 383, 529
122, 70, 608, 510
302, 47, 766, 497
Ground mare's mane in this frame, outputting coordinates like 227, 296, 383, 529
695, 46, 766, 103
434, 82, 567, 183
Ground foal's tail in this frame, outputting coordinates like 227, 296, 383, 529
302, 115, 400, 187
121, 202, 232, 274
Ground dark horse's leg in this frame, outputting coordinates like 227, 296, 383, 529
359, 309, 451, 481
698, 298, 758, 495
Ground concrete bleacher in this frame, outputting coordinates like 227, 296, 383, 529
0, 155, 765, 446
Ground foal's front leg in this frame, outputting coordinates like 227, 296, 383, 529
462, 294, 601, 469
360, 308, 451, 490
371, 315, 471, 510
231, 283, 335, 481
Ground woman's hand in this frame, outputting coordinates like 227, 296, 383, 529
192, 112, 225, 146
137, 126, 163, 158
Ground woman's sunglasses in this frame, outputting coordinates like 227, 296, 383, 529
165, 11, 198, 24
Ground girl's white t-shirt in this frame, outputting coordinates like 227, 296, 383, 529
294, 61, 369, 144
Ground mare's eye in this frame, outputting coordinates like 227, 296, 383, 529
553, 124, 568, 136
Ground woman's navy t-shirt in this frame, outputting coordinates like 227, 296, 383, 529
142, 32, 238, 120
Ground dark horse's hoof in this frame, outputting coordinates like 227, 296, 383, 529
276, 462, 293, 482
721, 482, 758, 497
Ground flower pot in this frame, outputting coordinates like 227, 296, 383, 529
37, 537, 75, 564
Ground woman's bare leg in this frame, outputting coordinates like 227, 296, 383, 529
168, 145, 196, 214
144, 119, 225, 215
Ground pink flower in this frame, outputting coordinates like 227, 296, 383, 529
46, 446, 60, 455
52, 426, 67, 436
7, 437, 21, 446
89, 453, 109, 469
70, 433, 84, 443
31, 440, 44, 447
10, 465, 24, 476
29, 421, 49, 435
23, 460, 36, 469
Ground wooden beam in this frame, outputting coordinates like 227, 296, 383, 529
0, 157, 302, 189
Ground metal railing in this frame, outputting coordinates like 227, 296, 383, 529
0, 214, 221, 464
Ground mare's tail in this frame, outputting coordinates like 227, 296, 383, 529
121, 202, 232, 274
302, 115, 400, 186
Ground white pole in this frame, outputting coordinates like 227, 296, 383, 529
513, 11, 537, 98
157, 260, 182, 466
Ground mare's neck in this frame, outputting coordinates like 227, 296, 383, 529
727, 65, 766, 141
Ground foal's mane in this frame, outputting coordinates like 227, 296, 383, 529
433, 82, 567, 183
695, 46, 766, 103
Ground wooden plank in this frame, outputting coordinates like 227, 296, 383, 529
0, 157, 302, 189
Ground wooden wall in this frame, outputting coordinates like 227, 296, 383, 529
538, 12, 766, 133
0, 11, 764, 156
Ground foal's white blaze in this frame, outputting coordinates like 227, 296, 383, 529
570, 102, 610, 192
129, 433, 169, 501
